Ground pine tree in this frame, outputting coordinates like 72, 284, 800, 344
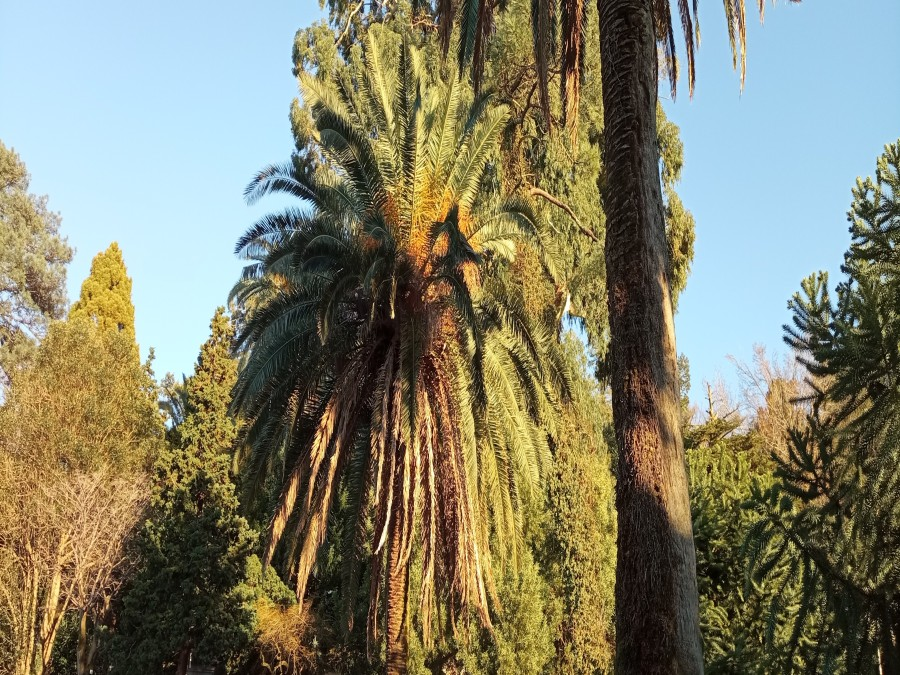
0, 140, 73, 385
111, 308, 256, 675
69, 242, 135, 341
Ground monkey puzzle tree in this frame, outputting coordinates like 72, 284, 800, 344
230, 30, 565, 674
747, 140, 900, 674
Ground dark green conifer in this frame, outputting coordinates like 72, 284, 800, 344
111, 308, 256, 675
747, 140, 900, 673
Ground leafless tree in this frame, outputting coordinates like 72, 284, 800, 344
0, 457, 146, 675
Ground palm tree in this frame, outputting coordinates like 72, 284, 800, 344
230, 29, 565, 674
447, 0, 798, 671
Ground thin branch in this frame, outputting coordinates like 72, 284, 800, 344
527, 186, 598, 243
334, 0, 365, 47
411, 16, 438, 30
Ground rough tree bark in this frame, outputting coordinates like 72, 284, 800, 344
596, 0, 703, 672
77, 609, 91, 675
76, 605, 104, 675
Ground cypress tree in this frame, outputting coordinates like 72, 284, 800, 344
69, 242, 135, 340
111, 308, 256, 675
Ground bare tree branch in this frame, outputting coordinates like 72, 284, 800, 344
334, 0, 365, 47
527, 186, 599, 243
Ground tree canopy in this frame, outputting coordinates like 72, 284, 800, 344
0, 140, 72, 386
747, 140, 900, 673
111, 308, 256, 675
230, 27, 569, 672
69, 242, 135, 342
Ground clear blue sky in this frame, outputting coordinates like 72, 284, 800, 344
663, 1, 899, 401
1, 1, 898, 401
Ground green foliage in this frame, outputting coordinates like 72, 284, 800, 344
0, 315, 163, 473
541, 333, 616, 674
746, 140, 900, 673
173, 307, 239, 450
688, 438, 784, 673
69, 242, 136, 342
293, 0, 695, 369
450, 550, 558, 675
657, 108, 696, 307
111, 309, 257, 673
0, 140, 73, 385
243, 554, 296, 610
47, 613, 79, 675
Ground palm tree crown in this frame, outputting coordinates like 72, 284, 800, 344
230, 28, 566, 666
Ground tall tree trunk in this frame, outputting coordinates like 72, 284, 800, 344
176, 643, 191, 675
78, 597, 107, 675
384, 506, 410, 675
76, 608, 100, 675
37, 539, 69, 675
77, 609, 89, 675
16, 561, 40, 675
595, 0, 702, 672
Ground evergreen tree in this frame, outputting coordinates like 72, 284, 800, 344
111, 308, 256, 675
541, 333, 617, 674
69, 242, 135, 341
747, 140, 900, 673
688, 437, 798, 674
0, 140, 73, 385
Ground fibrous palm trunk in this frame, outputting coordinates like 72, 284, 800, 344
385, 486, 410, 674
596, 0, 703, 672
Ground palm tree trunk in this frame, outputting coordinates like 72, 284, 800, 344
595, 0, 702, 672
385, 506, 410, 675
